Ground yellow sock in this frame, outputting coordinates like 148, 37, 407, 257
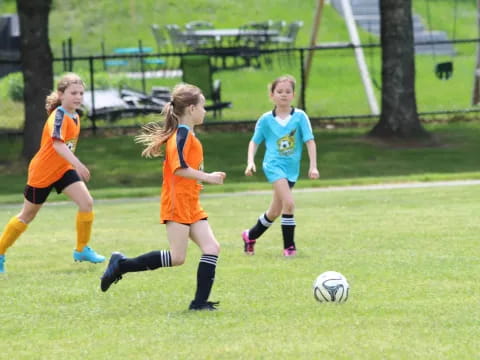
0, 216, 28, 255
76, 211, 94, 252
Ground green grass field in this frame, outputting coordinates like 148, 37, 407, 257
2, 121, 480, 204
1, 2, 479, 358
0, 182, 479, 359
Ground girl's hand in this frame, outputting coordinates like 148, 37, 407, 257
244, 162, 256, 176
308, 167, 320, 180
76, 163, 91, 182
207, 171, 226, 185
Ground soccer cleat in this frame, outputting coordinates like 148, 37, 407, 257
242, 230, 256, 255
73, 246, 105, 263
100, 252, 126, 292
283, 246, 297, 257
0, 255, 5, 274
188, 301, 220, 311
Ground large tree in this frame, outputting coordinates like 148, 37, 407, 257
368, 0, 429, 139
16, 0, 53, 160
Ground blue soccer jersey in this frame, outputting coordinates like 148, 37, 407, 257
252, 107, 314, 183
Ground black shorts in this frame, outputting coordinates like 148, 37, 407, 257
165, 218, 208, 226
24, 169, 82, 204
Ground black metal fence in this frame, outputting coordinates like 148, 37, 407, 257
1, 38, 480, 134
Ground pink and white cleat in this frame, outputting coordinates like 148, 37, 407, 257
283, 246, 297, 257
242, 230, 256, 255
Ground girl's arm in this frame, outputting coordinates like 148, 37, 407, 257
53, 139, 91, 182
244, 140, 258, 176
174, 167, 226, 185
305, 139, 320, 179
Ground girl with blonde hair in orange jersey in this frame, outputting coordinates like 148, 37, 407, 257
0, 73, 104, 274
100, 83, 226, 311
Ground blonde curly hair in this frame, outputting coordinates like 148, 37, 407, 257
45, 73, 85, 115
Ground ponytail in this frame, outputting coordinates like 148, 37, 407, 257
45, 92, 61, 115
135, 84, 202, 158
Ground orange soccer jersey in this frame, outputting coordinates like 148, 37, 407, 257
27, 107, 80, 188
160, 125, 207, 224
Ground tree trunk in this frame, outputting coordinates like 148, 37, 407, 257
17, 0, 53, 160
368, 0, 429, 139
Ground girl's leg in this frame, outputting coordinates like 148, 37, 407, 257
63, 181, 104, 263
189, 220, 220, 309
0, 199, 41, 255
100, 221, 189, 292
271, 179, 296, 254
120, 221, 190, 271
241, 179, 289, 255
0, 199, 41, 273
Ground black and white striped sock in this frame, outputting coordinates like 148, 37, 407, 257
281, 214, 296, 249
192, 254, 218, 304
248, 213, 274, 240
119, 250, 172, 273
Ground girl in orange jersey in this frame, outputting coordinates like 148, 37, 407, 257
0, 73, 104, 274
100, 83, 226, 311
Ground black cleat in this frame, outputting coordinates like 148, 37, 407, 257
100, 252, 126, 292
188, 301, 220, 311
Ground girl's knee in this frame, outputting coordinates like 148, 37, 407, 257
18, 209, 39, 224
170, 247, 188, 266
203, 241, 220, 256
19, 213, 36, 224
171, 255, 186, 266
268, 209, 281, 219
78, 195, 94, 212
283, 200, 295, 214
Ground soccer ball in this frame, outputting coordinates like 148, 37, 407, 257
313, 271, 350, 303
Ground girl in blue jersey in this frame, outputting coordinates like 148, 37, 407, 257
242, 75, 319, 257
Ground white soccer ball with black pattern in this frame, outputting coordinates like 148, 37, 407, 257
313, 271, 350, 303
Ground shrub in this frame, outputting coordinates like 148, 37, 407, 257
0, 71, 129, 102
0, 72, 24, 102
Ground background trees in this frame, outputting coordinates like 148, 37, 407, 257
16, 0, 53, 160
368, 0, 430, 139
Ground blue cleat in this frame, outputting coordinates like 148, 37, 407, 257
0, 255, 5, 274
100, 252, 126, 292
73, 246, 105, 263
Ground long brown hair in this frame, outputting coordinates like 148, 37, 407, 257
135, 83, 203, 158
45, 73, 85, 115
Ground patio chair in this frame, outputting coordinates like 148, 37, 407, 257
151, 24, 169, 51
269, 20, 303, 65
180, 55, 231, 118
149, 24, 169, 68
165, 24, 194, 51
268, 20, 286, 34
184, 20, 215, 49
238, 21, 271, 47
270, 20, 303, 48
185, 20, 214, 31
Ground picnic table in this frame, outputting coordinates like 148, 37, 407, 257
105, 47, 165, 68
184, 28, 278, 46
182, 28, 279, 69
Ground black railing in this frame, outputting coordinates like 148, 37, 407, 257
1, 37, 480, 134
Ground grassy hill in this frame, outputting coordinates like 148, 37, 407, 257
0, 0, 474, 56
0, 0, 478, 125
